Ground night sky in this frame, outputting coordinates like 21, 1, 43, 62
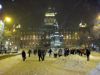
1, 0, 100, 29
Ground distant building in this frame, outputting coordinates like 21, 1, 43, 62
18, 7, 85, 48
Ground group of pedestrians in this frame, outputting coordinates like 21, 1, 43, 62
21, 47, 91, 62
21, 48, 46, 62
48, 48, 70, 58
48, 48, 91, 61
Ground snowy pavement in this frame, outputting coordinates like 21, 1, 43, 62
88, 63, 100, 75
0, 52, 100, 75
0, 55, 21, 75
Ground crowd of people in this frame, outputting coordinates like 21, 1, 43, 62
22, 48, 46, 62
21, 47, 91, 62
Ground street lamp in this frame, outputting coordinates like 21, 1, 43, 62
4, 16, 12, 23
3, 16, 13, 37
2, 16, 12, 47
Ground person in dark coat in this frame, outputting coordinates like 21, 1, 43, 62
22, 50, 26, 61
86, 48, 91, 61
48, 49, 52, 57
28, 49, 32, 57
34, 49, 37, 55
41, 49, 46, 61
64, 48, 69, 56
38, 49, 42, 61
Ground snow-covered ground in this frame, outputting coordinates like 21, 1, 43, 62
0, 52, 100, 75
0, 55, 21, 75
88, 64, 100, 75
53, 54, 100, 74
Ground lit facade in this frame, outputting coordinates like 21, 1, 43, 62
18, 7, 83, 48
19, 28, 80, 48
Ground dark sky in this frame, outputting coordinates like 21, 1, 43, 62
1, 0, 99, 29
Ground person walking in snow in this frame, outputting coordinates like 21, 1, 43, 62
86, 48, 91, 61
28, 49, 32, 57
38, 48, 44, 61
22, 50, 26, 61
48, 48, 52, 57
64, 48, 69, 56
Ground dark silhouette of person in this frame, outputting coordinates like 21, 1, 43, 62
86, 48, 91, 61
64, 48, 69, 56
34, 49, 37, 55
41, 49, 46, 61
22, 50, 26, 61
38, 48, 46, 61
48, 49, 52, 57
28, 49, 31, 57
38, 49, 42, 61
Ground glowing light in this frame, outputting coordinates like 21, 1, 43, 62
10, 43, 12, 46
5, 17, 12, 23
6, 41, 9, 45
79, 22, 87, 27
45, 13, 56, 17
55, 32, 59, 33
79, 23, 82, 26
88, 36, 91, 39
54, 35, 59, 36
75, 32, 78, 35
66, 35, 69, 39
15, 46, 17, 49
0, 4, 2, 10
97, 15, 100, 20
13, 29, 16, 32
16, 24, 21, 28
60, 35, 63, 37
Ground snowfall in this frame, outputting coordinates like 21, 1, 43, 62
0, 52, 100, 75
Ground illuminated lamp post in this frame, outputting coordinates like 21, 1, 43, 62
3, 16, 12, 50
4, 16, 12, 36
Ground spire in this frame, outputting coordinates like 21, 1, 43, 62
44, 7, 57, 26
45, 7, 57, 17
